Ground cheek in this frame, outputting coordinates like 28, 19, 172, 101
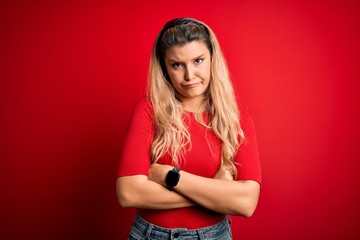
169, 76, 183, 92
169, 73, 182, 85
200, 65, 211, 81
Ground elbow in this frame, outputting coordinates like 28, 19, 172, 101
117, 191, 133, 208
116, 179, 137, 208
241, 204, 257, 218
239, 196, 259, 217
117, 189, 139, 208
232, 193, 259, 217
231, 201, 258, 217
232, 180, 260, 217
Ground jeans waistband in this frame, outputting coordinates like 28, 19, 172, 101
129, 214, 231, 240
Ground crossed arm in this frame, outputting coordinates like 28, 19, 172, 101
116, 163, 260, 217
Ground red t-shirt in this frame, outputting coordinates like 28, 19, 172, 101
118, 98, 261, 229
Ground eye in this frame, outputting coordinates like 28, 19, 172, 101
172, 62, 183, 69
194, 58, 204, 64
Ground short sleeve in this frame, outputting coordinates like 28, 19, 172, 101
234, 111, 262, 184
117, 98, 153, 177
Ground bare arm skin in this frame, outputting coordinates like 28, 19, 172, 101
148, 163, 260, 217
116, 162, 235, 210
116, 175, 195, 209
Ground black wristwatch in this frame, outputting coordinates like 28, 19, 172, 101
165, 167, 181, 191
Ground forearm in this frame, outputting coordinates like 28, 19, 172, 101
116, 175, 195, 210
174, 171, 260, 217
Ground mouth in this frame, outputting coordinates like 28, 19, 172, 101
183, 82, 200, 89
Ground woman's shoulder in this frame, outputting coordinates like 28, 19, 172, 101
238, 102, 258, 136
130, 96, 153, 120
133, 96, 152, 110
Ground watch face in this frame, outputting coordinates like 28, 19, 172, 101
166, 169, 180, 188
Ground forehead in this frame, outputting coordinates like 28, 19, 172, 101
165, 41, 210, 61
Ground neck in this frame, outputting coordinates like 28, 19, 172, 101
180, 97, 206, 113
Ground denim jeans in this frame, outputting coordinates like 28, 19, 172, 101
128, 214, 232, 240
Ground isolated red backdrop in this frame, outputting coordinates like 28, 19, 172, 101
1, 0, 360, 239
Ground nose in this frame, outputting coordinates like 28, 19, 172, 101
184, 66, 195, 81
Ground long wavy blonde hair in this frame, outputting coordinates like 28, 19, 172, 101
148, 18, 244, 176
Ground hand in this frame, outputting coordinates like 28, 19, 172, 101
213, 163, 234, 181
148, 163, 173, 186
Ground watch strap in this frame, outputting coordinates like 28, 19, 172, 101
165, 167, 181, 191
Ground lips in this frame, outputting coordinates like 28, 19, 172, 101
183, 82, 200, 88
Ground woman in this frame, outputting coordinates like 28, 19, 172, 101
116, 17, 261, 240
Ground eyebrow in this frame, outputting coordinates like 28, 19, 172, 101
167, 54, 207, 63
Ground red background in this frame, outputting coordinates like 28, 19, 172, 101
1, 0, 360, 239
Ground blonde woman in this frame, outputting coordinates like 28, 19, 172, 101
117, 18, 261, 240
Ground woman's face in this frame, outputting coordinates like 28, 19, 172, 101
164, 40, 211, 109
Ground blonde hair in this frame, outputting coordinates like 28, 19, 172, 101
148, 18, 244, 176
